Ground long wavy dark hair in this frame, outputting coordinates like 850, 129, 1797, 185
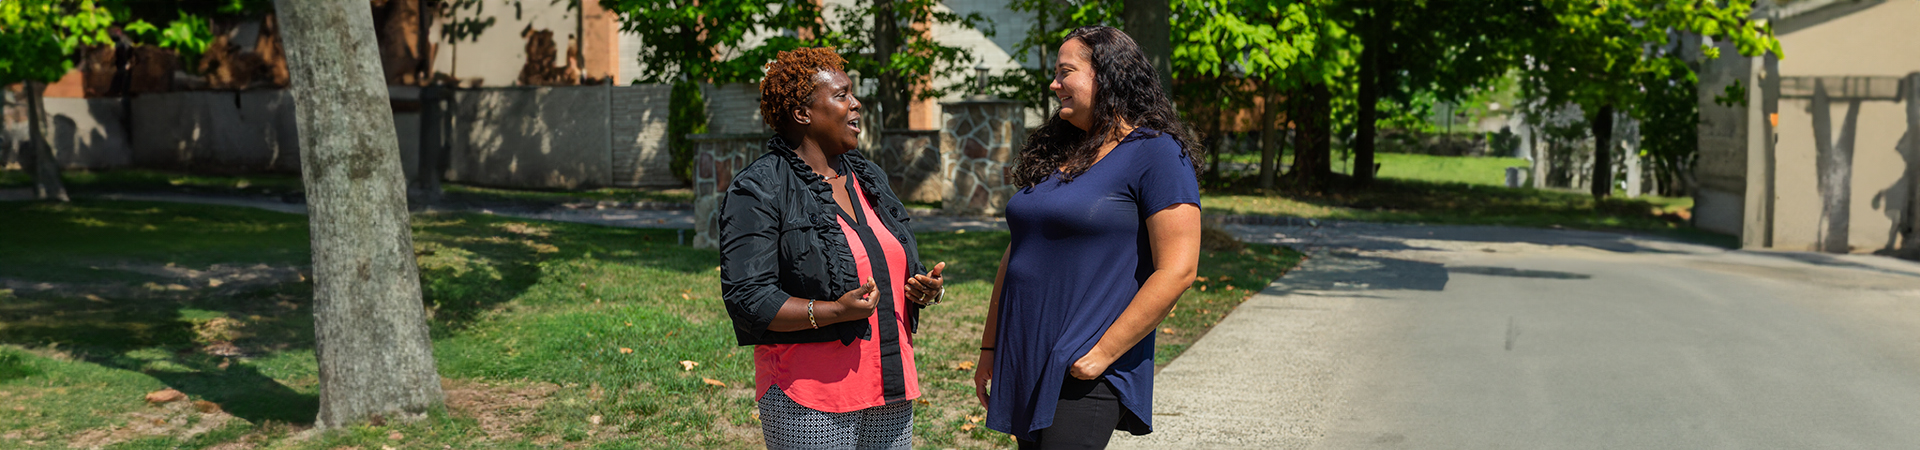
1008, 26, 1203, 188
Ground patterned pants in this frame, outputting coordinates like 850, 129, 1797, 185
759, 385, 914, 449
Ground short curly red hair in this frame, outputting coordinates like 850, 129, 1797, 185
760, 47, 846, 131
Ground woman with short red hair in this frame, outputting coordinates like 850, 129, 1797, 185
718, 47, 947, 449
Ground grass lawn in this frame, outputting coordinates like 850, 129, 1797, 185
0, 200, 1299, 449
1200, 152, 1719, 245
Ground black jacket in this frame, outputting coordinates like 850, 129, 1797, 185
718, 136, 927, 346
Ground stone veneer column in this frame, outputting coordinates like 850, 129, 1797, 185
872, 129, 947, 203
691, 134, 769, 249
940, 99, 1024, 216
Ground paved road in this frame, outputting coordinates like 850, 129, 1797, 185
1115, 222, 1920, 449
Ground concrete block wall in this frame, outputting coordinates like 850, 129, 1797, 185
129, 90, 304, 173
447, 86, 613, 189
1, 97, 132, 170
609, 84, 676, 187
702, 83, 770, 135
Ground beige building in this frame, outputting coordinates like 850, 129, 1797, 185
1694, 0, 1920, 253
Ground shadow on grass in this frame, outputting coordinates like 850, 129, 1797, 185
0, 202, 693, 425
0, 287, 320, 424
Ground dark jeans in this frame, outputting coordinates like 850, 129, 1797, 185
1017, 376, 1124, 450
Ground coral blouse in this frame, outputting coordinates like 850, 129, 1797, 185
753, 175, 921, 413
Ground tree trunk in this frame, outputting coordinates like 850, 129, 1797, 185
1353, 2, 1383, 184
413, 85, 445, 204
24, 81, 68, 202
1258, 82, 1281, 190
1123, 0, 1172, 93
1590, 104, 1614, 198
874, 0, 908, 130
274, 0, 444, 429
1289, 83, 1332, 190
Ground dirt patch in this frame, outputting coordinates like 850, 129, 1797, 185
0, 262, 306, 300
442, 378, 561, 441
64, 397, 241, 449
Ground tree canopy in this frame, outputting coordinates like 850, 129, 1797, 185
0, 0, 114, 85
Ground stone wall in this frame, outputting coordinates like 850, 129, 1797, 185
690, 133, 768, 249
941, 99, 1023, 216
869, 130, 944, 203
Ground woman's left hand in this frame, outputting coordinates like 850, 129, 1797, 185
1069, 348, 1114, 380
905, 262, 946, 306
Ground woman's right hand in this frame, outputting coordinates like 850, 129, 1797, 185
974, 350, 993, 408
825, 277, 878, 324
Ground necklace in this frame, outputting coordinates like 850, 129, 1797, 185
819, 159, 846, 181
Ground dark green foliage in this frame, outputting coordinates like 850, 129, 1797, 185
669, 81, 708, 184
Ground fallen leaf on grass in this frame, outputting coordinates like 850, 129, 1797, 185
145, 389, 186, 404
388, 430, 404, 440
950, 361, 975, 371
702, 378, 727, 388
1161, 328, 1177, 335
1199, 285, 1207, 292
681, 293, 690, 300
967, 415, 983, 423
1225, 285, 1236, 291
193, 400, 222, 414
1196, 276, 1209, 282
589, 415, 603, 425
619, 348, 634, 354
961, 423, 977, 431
680, 360, 699, 371
916, 399, 930, 406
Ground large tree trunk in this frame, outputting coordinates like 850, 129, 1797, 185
1354, 2, 1387, 184
274, 0, 444, 429
1590, 104, 1615, 198
24, 81, 68, 202
1288, 83, 1333, 190
1123, 0, 1172, 92
1258, 82, 1280, 190
874, 0, 908, 130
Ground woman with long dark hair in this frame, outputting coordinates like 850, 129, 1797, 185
719, 47, 947, 449
974, 26, 1204, 449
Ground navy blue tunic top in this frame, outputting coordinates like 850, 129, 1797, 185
987, 128, 1200, 440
